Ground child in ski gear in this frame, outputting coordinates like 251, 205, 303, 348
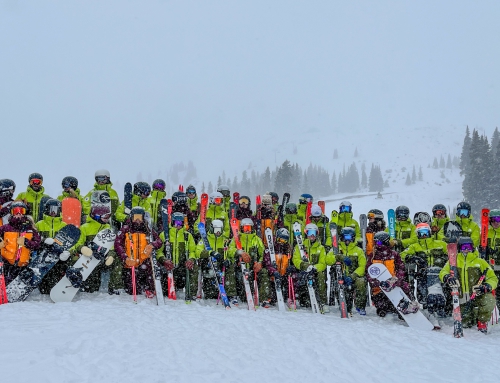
156, 212, 198, 298
439, 236, 498, 333
333, 201, 362, 245
388, 205, 417, 252
15, 173, 49, 221
114, 207, 162, 296
0, 201, 41, 284
366, 231, 417, 317
147, 179, 166, 228
35, 199, 71, 294
327, 227, 367, 314
0, 179, 16, 224
115, 182, 153, 223
292, 223, 327, 306
82, 170, 120, 218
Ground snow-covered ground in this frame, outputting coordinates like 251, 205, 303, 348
1, 290, 498, 383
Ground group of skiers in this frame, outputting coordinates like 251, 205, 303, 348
0, 171, 499, 335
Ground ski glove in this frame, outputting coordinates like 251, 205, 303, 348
473, 283, 492, 297
343, 256, 352, 267
380, 276, 398, 292
81, 246, 93, 257
185, 259, 195, 270
253, 262, 263, 273
343, 275, 353, 287
17, 236, 25, 246
239, 251, 251, 264
443, 274, 460, 289
164, 260, 174, 271
124, 207, 131, 215
59, 250, 70, 262
44, 237, 55, 246
105, 255, 114, 266
144, 244, 153, 256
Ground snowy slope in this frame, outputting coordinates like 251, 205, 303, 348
1, 291, 498, 383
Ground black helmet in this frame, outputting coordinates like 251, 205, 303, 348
152, 179, 166, 191
299, 193, 313, 204
44, 199, 62, 217
239, 195, 251, 208
0, 179, 16, 198
28, 172, 43, 182
10, 200, 27, 215
269, 192, 279, 203
130, 206, 145, 220
172, 191, 188, 205
133, 182, 151, 197
457, 202, 471, 218
457, 236, 474, 252
285, 203, 297, 214
62, 176, 78, 190
186, 185, 197, 195
432, 204, 447, 217
368, 209, 384, 219
340, 227, 356, 242
374, 231, 390, 246
276, 228, 290, 243
217, 185, 230, 197
395, 206, 410, 220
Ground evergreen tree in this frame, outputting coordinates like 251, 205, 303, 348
433, 157, 439, 169
274, 160, 294, 198
354, 147, 359, 157
217, 176, 222, 187
411, 165, 417, 184
405, 173, 412, 186
446, 154, 452, 169
261, 167, 272, 193
492, 127, 500, 159
418, 166, 423, 181
331, 171, 337, 194
241, 170, 250, 194
460, 126, 472, 176
361, 163, 368, 189
201, 182, 206, 193
207, 181, 213, 194
439, 155, 445, 168
369, 164, 384, 192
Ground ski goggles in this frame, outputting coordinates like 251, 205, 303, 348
343, 234, 354, 241
11, 206, 26, 215
311, 216, 322, 221
242, 225, 252, 233
153, 183, 165, 191
239, 198, 250, 206
277, 236, 289, 244
95, 176, 109, 183
490, 216, 500, 223
213, 227, 223, 235
434, 210, 446, 216
173, 219, 183, 228
460, 243, 474, 252
396, 213, 409, 219
94, 212, 111, 221
186, 189, 196, 195
417, 228, 430, 237
132, 214, 143, 222
47, 205, 61, 216
367, 212, 383, 219
375, 240, 385, 246
30, 179, 42, 186
458, 209, 469, 216
306, 229, 317, 237
339, 206, 351, 213
213, 197, 223, 205
62, 181, 72, 189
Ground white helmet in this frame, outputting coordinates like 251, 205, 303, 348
240, 218, 254, 233
95, 169, 110, 178
311, 204, 322, 217
209, 192, 224, 205
305, 223, 319, 236
210, 219, 224, 235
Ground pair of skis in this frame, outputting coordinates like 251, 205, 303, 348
328, 221, 348, 318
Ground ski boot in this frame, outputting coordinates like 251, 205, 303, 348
356, 307, 366, 316
477, 321, 488, 334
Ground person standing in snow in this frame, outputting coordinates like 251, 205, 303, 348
82, 169, 120, 219
115, 182, 153, 224
387, 205, 417, 253
0, 179, 16, 224
147, 179, 167, 229
15, 173, 49, 221
430, 204, 448, 241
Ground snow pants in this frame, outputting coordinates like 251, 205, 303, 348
460, 293, 496, 325
160, 262, 200, 298
122, 259, 154, 295
295, 270, 326, 307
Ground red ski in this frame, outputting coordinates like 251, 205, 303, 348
200, 193, 208, 224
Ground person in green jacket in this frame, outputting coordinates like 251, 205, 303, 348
186, 184, 200, 216
72, 202, 121, 294
388, 205, 417, 253
447, 202, 480, 247
401, 223, 448, 324
115, 182, 153, 224
194, 192, 230, 239
430, 204, 448, 241
309, 204, 331, 251
57, 176, 85, 225
327, 227, 367, 315
297, 193, 313, 223
217, 185, 231, 213
35, 199, 70, 294
147, 179, 167, 228
15, 172, 49, 221
156, 211, 198, 298
82, 170, 120, 218
282, 203, 303, 248
195, 219, 234, 300
485, 209, 500, 309
440, 236, 498, 334
332, 201, 362, 244
292, 223, 327, 307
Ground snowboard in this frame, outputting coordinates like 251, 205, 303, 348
7, 225, 81, 302
50, 228, 116, 303
367, 263, 434, 331
264, 227, 286, 311
145, 212, 164, 305
230, 218, 255, 310
62, 198, 82, 228
91, 190, 111, 211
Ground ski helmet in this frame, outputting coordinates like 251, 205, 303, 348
395, 206, 410, 220
240, 218, 254, 233
217, 185, 230, 197
130, 206, 145, 221
44, 199, 62, 217
374, 231, 390, 246
276, 228, 290, 244
310, 204, 322, 218
415, 223, 431, 239
210, 219, 224, 235
285, 203, 297, 214
62, 176, 78, 190
133, 182, 151, 197
432, 204, 447, 217
209, 192, 223, 205
489, 209, 500, 224
239, 196, 251, 207
0, 179, 16, 198
28, 172, 43, 183
457, 236, 474, 253
262, 194, 272, 206
456, 202, 471, 218
368, 209, 384, 220
152, 179, 166, 191
28, 173, 43, 189
269, 192, 279, 204
90, 205, 111, 223
299, 194, 313, 204
186, 185, 197, 195
340, 227, 356, 242
172, 191, 188, 205
10, 201, 27, 216
304, 223, 319, 237
171, 212, 185, 228
339, 201, 352, 214
94, 169, 110, 184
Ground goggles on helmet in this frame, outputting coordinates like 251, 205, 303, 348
95, 176, 108, 183
343, 234, 354, 241
306, 229, 317, 237
48, 205, 61, 216
367, 212, 382, 220
242, 225, 252, 233
213, 197, 222, 205
277, 236, 288, 244
375, 240, 384, 246
11, 206, 26, 215
460, 243, 474, 252
132, 214, 143, 222
62, 182, 72, 189
417, 228, 430, 237
239, 198, 250, 206
30, 179, 42, 186
490, 216, 500, 223
458, 209, 469, 216
339, 205, 351, 214
186, 188, 196, 195
153, 183, 165, 191
173, 219, 183, 228
434, 210, 446, 216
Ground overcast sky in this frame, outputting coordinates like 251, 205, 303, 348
1, 1, 499, 195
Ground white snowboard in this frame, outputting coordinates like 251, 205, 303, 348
50, 229, 116, 303
367, 263, 434, 331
